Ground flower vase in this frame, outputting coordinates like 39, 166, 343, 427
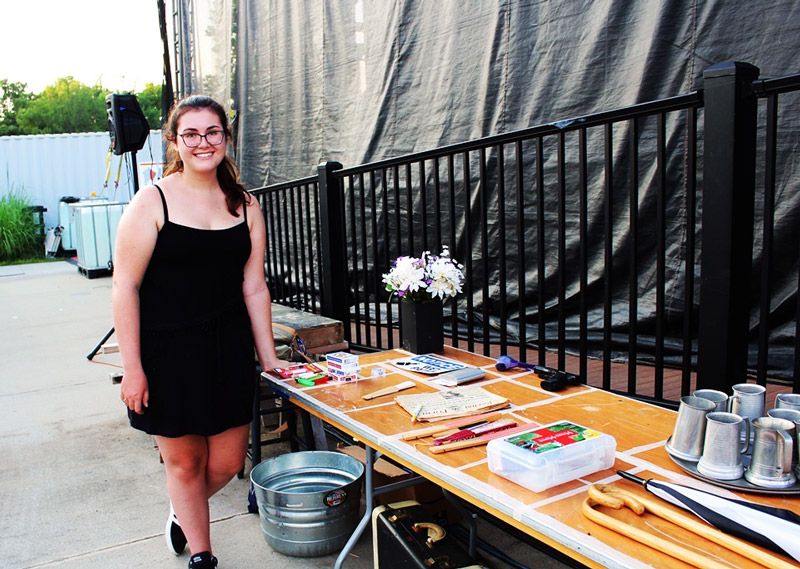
400, 301, 444, 354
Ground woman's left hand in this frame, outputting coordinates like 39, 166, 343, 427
262, 358, 291, 372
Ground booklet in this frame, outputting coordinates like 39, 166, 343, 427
389, 354, 467, 375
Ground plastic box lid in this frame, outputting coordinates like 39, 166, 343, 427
487, 420, 616, 493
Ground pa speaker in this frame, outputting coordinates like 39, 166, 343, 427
106, 94, 149, 156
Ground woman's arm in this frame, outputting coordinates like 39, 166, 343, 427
112, 186, 162, 414
242, 197, 288, 372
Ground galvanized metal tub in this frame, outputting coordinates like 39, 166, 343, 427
250, 450, 364, 557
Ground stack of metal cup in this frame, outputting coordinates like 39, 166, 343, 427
667, 386, 799, 488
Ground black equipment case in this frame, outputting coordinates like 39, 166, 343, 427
372, 500, 485, 569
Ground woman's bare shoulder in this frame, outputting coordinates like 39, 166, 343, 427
244, 191, 263, 220
132, 173, 182, 205
122, 183, 172, 229
244, 189, 258, 207
127, 184, 164, 210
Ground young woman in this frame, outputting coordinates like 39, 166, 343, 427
113, 95, 287, 569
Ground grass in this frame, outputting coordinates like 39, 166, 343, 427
0, 190, 42, 263
0, 255, 61, 267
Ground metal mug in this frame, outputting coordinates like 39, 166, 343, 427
697, 412, 750, 480
767, 407, 800, 477
693, 389, 728, 412
774, 393, 800, 412
667, 396, 716, 462
744, 417, 797, 488
728, 383, 766, 441
728, 383, 766, 420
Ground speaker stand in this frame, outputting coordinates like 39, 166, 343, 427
87, 151, 140, 361
130, 150, 140, 196
87, 326, 116, 360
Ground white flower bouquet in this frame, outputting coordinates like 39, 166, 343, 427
382, 246, 466, 303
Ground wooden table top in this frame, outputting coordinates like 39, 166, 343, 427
262, 346, 800, 569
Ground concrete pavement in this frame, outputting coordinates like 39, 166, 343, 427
0, 261, 567, 569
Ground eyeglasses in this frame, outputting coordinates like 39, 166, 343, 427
178, 130, 225, 147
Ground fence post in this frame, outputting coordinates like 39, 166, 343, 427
317, 161, 349, 327
697, 61, 760, 391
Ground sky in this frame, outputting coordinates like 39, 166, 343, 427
1, 0, 164, 94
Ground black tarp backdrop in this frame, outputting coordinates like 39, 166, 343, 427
201, 0, 800, 376
233, 1, 798, 183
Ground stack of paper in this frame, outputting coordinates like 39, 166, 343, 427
395, 386, 510, 422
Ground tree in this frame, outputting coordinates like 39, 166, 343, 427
17, 77, 108, 134
135, 83, 163, 129
0, 80, 35, 136
1, 77, 163, 136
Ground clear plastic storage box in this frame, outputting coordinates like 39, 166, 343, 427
487, 420, 616, 492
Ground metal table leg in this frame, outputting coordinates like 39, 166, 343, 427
443, 487, 478, 558
334, 446, 376, 569
334, 446, 427, 568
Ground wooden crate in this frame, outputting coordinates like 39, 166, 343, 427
271, 304, 347, 356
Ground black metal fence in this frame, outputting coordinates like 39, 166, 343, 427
252, 61, 800, 405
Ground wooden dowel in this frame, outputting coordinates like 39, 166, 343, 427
429, 437, 490, 454
362, 380, 416, 400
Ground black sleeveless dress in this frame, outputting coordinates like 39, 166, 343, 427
128, 185, 256, 438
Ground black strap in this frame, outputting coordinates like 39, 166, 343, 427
152, 184, 246, 226
243, 192, 249, 223
153, 184, 169, 223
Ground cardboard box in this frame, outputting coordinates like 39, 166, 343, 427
337, 444, 412, 505
337, 444, 461, 523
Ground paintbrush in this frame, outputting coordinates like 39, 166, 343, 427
429, 422, 537, 454
399, 411, 504, 441
433, 419, 517, 445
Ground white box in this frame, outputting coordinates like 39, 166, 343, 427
328, 366, 360, 378
327, 360, 360, 372
71, 201, 125, 271
326, 352, 359, 367
330, 373, 358, 382
487, 421, 616, 492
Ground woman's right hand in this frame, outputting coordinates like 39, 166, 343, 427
120, 368, 149, 415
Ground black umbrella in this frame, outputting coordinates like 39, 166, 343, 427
617, 470, 800, 562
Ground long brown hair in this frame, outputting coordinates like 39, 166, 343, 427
163, 95, 249, 217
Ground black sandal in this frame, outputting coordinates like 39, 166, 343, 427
188, 551, 218, 569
